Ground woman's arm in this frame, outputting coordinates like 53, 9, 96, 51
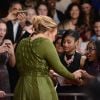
39, 39, 83, 81
8, 51, 16, 67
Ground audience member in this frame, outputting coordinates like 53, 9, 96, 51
36, 1, 52, 17
82, 40, 100, 82
91, 18, 100, 41
56, 29, 86, 100
47, 0, 65, 24
0, 20, 15, 100
59, 3, 86, 36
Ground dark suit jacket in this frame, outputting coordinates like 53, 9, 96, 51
56, 10, 65, 23
5, 21, 22, 44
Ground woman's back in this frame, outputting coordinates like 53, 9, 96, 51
16, 37, 49, 76
14, 37, 59, 100
15, 37, 58, 100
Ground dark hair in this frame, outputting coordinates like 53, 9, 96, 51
93, 18, 100, 24
87, 40, 100, 61
91, 18, 100, 34
61, 29, 80, 46
81, 1, 98, 28
36, 1, 52, 17
25, 20, 32, 26
9, 1, 22, 9
82, 28, 93, 42
80, 0, 92, 5
54, 35, 62, 45
0, 19, 7, 24
64, 3, 85, 26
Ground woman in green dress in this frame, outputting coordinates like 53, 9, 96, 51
14, 15, 84, 100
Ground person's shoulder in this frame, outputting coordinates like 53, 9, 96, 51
39, 38, 52, 45
31, 37, 51, 44
36, 38, 55, 49
29, 37, 52, 47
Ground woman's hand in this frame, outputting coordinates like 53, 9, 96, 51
49, 70, 58, 85
0, 91, 6, 98
3, 39, 16, 67
72, 69, 83, 79
3, 39, 14, 56
81, 70, 95, 80
0, 44, 8, 53
17, 12, 26, 28
72, 69, 86, 85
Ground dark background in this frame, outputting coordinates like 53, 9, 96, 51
0, 0, 25, 18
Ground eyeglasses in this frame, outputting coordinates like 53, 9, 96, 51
86, 47, 96, 52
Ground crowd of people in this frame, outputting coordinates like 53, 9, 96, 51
0, 0, 100, 100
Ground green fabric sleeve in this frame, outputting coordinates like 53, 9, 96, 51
38, 39, 75, 80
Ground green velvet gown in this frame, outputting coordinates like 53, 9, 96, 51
14, 37, 74, 100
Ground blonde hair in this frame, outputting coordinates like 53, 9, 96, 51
32, 15, 57, 34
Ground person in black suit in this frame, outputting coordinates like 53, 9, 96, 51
47, 0, 65, 24
6, 20, 22, 45
4, 1, 24, 45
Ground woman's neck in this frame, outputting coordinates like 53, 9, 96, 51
66, 50, 75, 55
30, 33, 49, 41
71, 19, 78, 25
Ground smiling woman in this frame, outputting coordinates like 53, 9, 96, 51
82, 40, 100, 82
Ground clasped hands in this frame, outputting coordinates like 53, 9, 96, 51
72, 69, 91, 86
49, 69, 91, 86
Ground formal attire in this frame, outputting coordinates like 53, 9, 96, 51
57, 52, 85, 100
57, 52, 82, 92
5, 21, 22, 44
14, 37, 74, 100
53, 10, 65, 24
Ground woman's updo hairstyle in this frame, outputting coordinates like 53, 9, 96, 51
32, 15, 57, 34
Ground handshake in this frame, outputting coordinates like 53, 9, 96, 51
49, 69, 94, 86
72, 69, 94, 86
